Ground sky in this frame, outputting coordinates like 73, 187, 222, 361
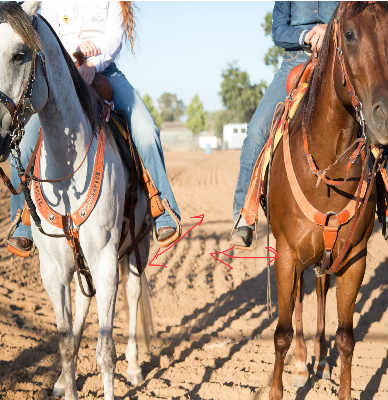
117, 1, 275, 112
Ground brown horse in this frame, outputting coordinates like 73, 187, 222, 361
268, 3, 388, 400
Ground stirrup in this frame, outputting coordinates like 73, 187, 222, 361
155, 199, 182, 248
7, 242, 33, 258
6, 209, 35, 257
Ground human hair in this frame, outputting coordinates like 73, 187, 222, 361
120, 2, 136, 52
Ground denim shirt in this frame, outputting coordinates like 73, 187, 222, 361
272, 2, 339, 51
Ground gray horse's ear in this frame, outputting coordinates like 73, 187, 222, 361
21, 1, 41, 16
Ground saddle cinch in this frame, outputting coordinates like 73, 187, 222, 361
9, 54, 180, 258
241, 60, 388, 238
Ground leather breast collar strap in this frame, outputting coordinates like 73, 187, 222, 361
283, 121, 381, 275
32, 129, 105, 297
33, 129, 105, 233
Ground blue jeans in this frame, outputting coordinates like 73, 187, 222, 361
10, 63, 180, 239
233, 51, 309, 225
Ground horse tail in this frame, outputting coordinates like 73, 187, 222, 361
139, 271, 155, 351
119, 258, 130, 322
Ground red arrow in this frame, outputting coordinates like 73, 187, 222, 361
148, 214, 205, 268
209, 246, 279, 270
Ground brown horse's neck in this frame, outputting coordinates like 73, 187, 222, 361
307, 47, 359, 173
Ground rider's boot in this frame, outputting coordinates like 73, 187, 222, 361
231, 215, 254, 249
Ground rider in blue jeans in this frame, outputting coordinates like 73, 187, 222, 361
232, 1, 338, 248
8, 2, 181, 254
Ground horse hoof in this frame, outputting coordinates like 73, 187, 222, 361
127, 368, 143, 386
292, 371, 309, 388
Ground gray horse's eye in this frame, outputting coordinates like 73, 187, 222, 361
11, 52, 25, 64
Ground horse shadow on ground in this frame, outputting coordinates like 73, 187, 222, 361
118, 253, 279, 399
0, 306, 60, 397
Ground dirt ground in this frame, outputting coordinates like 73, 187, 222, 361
0, 150, 386, 399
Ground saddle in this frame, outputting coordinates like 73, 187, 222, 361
73, 51, 166, 221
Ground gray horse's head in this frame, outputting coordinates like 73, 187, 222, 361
0, 2, 48, 161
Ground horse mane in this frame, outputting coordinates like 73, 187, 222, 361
289, 12, 336, 137
0, 2, 42, 52
289, 2, 388, 137
0, 2, 101, 133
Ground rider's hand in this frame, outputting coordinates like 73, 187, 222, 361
304, 24, 327, 54
78, 40, 100, 57
78, 61, 96, 85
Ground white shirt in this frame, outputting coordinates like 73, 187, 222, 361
40, 1, 125, 72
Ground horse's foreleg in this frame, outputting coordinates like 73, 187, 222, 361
270, 243, 299, 400
40, 258, 78, 400
94, 251, 118, 400
314, 274, 330, 379
54, 274, 92, 394
335, 246, 366, 400
124, 256, 144, 385
293, 272, 308, 387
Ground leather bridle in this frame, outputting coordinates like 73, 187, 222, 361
0, 16, 47, 150
333, 6, 366, 134
303, 3, 379, 188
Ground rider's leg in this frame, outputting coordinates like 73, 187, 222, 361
103, 64, 180, 234
9, 114, 41, 245
233, 51, 308, 242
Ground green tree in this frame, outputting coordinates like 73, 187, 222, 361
261, 12, 284, 71
220, 62, 267, 123
212, 109, 235, 139
157, 92, 185, 122
185, 94, 208, 135
142, 94, 162, 129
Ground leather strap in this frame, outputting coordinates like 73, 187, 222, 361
32, 128, 105, 230
333, 14, 362, 111
30, 129, 94, 184
303, 119, 367, 188
0, 131, 42, 195
379, 164, 388, 192
327, 149, 381, 274
283, 123, 367, 229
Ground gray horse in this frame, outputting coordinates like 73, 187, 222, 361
0, 2, 152, 399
